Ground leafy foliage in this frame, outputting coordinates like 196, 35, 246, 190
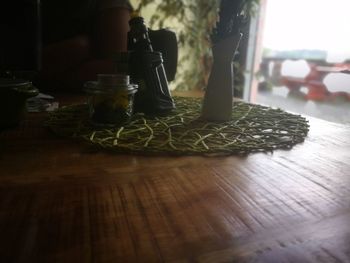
134, 0, 260, 91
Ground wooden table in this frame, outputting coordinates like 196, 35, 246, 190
1, 95, 350, 263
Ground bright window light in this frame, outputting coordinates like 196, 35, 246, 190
263, 0, 350, 62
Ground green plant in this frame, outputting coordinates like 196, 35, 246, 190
134, 0, 260, 92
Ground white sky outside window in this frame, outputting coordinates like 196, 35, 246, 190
263, 0, 350, 62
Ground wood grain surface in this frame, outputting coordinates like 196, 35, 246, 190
0, 95, 350, 263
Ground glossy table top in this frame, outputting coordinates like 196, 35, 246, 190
0, 95, 349, 263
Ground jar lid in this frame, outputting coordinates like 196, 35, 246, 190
0, 79, 32, 88
84, 74, 137, 94
97, 74, 130, 86
0, 78, 38, 98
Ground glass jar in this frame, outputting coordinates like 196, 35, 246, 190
84, 74, 138, 127
0, 79, 39, 129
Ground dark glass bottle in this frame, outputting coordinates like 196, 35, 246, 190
128, 16, 175, 115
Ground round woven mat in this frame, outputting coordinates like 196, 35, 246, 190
46, 97, 309, 155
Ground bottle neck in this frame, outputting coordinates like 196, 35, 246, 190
128, 17, 153, 52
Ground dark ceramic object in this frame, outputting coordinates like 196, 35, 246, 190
0, 79, 39, 129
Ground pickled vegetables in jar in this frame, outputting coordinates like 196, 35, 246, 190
84, 74, 138, 126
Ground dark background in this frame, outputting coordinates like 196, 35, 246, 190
0, 0, 41, 72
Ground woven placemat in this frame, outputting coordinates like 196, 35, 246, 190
46, 97, 309, 155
